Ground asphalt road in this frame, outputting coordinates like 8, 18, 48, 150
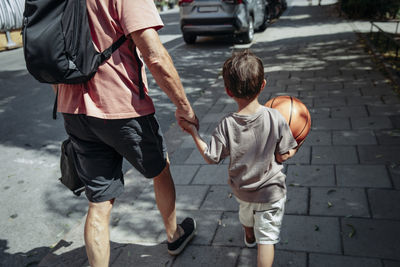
0, 5, 272, 266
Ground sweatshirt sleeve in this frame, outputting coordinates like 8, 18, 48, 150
277, 114, 298, 154
203, 121, 230, 164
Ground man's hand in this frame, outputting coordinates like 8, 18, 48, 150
175, 107, 199, 131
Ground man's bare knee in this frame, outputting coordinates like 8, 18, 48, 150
88, 199, 114, 217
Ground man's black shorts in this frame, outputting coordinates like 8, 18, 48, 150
63, 113, 167, 203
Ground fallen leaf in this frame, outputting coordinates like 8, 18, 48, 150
314, 225, 320, 231
327, 189, 336, 194
346, 224, 356, 238
327, 202, 333, 208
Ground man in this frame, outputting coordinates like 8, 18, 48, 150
56, 0, 198, 266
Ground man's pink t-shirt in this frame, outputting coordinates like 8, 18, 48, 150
57, 0, 164, 119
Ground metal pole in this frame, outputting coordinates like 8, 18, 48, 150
5, 30, 16, 48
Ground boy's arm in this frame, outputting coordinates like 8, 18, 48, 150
180, 121, 214, 164
275, 140, 304, 163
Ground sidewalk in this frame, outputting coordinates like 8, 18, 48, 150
39, 1, 400, 266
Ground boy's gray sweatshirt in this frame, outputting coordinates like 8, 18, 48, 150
203, 106, 298, 203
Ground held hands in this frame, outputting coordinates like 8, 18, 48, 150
175, 106, 199, 132
178, 118, 198, 135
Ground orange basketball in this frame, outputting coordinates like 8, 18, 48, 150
265, 96, 311, 144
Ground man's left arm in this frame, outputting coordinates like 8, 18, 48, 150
130, 28, 198, 129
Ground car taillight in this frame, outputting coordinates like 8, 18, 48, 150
178, 0, 194, 5
222, 0, 243, 4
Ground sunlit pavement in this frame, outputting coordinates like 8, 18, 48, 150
1, 0, 400, 266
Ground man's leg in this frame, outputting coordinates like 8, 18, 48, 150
153, 160, 181, 242
84, 199, 114, 267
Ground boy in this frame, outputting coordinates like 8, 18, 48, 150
180, 50, 299, 267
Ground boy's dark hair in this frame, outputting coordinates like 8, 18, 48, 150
222, 50, 264, 100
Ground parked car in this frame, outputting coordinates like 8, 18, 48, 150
178, 0, 268, 44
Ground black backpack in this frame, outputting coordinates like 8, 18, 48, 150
22, 0, 145, 118
22, 0, 127, 84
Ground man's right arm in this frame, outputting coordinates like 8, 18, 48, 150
130, 28, 198, 129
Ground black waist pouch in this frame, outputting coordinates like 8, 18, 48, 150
59, 138, 85, 196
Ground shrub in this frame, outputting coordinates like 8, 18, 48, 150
340, 0, 400, 20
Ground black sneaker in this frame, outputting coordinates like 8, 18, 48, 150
167, 217, 196, 255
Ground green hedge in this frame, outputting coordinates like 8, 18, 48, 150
340, 0, 400, 19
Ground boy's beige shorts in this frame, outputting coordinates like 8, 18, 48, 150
236, 196, 286, 245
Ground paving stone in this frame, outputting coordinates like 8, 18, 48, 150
351, 116, 393, 130
382, 95, 400, 104
375, 129, 400, 145
201, 185, 238, 211
185, 148, 207, 165
368, 189, 400, 220
273, 250, 307, 267
179, 135, 197, 149
110, 210, 166, 244
213, 211, 242, 247
286, 146, 311, 164
174, 210, 222, 246
170, 147, 195, 165
312, 118, 351, 130
309, 253, 382, 267
111, 243, 173, 267
300, 90, 329, 98
389, 165, 400, 189
310, 188, 369, 217
367, 104, 400, 116
133, 185, 209, 211
286, 165, 335, 186
343, 80, 374, 90
341, 218, 400, 260
237, 248, 257, 267
336, 165, 391, 188
389, 115, 400, 128
39, 221, 88, 267
361, 86, 397, 96
170, 164, 200, 185
192, 165, 229, 185
383, 260, 400, 267
306, 130, 331, 145
312, 146, 358, 164
346, 95, 383, 106
200, 113, 225, 124
315, 82, 343, 91
308, 107, 330, 119
286, 186, 308, 215
313, 96, 347, 107
331, 106, 368, 117
277, 215, 341, 253
332, 130, 377, 145
171, 245, 240, 267
329, 88, 362, 97
358, 145, 400, 164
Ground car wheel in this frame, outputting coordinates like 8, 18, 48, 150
241, 17, 254, 44
257, 9, 269, 31
183, 34, 196, 44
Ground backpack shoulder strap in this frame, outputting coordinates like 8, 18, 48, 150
99, 35, 127, 63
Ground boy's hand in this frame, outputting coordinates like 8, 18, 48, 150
178, 119, 197, 135
275, 140, 305, 163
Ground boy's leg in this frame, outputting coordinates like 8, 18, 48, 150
257, 244, 274, 267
